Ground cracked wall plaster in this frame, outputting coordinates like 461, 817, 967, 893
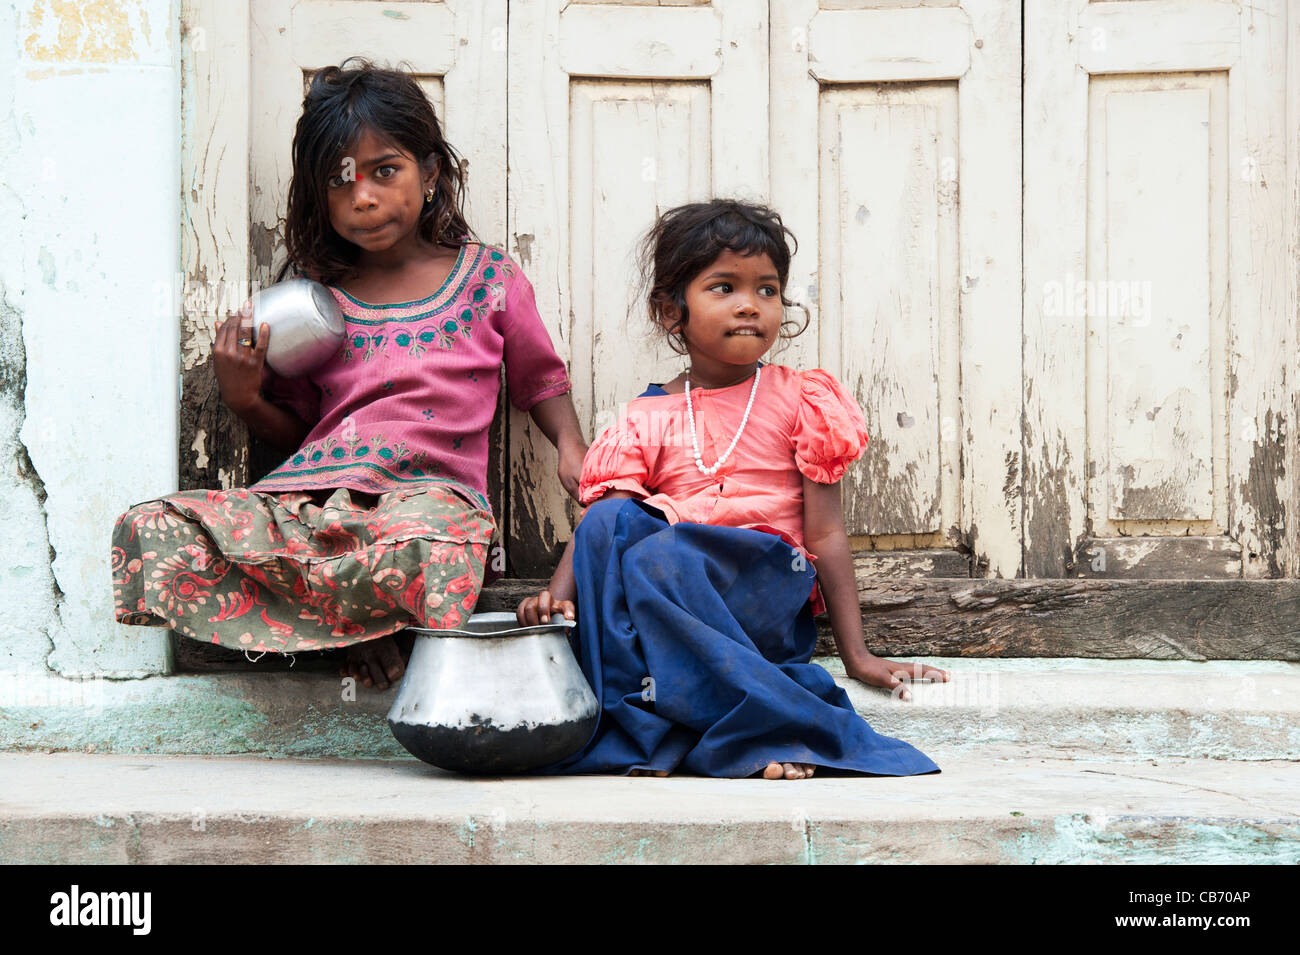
3, 0, 178, 678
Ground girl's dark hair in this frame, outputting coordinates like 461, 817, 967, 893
277, 57, 475, 284
638, 199, 808, 354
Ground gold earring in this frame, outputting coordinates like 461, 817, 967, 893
425, 190, 434, 203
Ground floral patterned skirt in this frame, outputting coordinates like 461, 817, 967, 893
111, 482, 495, 654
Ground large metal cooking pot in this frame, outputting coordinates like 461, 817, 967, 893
244, 278, 346, 377
387, 612, 598, 775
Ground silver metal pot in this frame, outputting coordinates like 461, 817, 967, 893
387, 612, 598, 775
245, 278, 346, 377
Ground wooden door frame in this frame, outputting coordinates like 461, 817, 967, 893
179, 0, 252, 494
1291, 0, 1300, 581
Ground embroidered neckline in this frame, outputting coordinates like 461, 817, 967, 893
332, 242, 471, 310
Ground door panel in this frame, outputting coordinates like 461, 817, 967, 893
818, 85, 957, 537
1024, 0, 1291, 580
1089, 77, 1224, 528
569, 80, 712, 437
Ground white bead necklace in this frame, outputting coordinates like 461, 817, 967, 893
685, 366, 761, 476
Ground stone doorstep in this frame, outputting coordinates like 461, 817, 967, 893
1, 749, 1297, 864
1, 658, 1297, 761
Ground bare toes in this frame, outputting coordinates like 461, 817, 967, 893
377, 640, 405, 686
763, 762, 784, 779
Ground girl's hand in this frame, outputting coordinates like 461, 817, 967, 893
556, 434, 587, 502
846, 654, 950, 702
516, 589, 575, 627
214, 299, 270, 414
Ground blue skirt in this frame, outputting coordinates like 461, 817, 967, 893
541, 499, 940, 778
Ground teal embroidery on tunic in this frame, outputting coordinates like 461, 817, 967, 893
278, 433, 440, 481
336, 247, 513, 362
335, 243, 471, 313
264, 460, 442, 484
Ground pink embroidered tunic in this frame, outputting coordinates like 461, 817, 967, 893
577, 364, 870, 613
251, 243, 571, 506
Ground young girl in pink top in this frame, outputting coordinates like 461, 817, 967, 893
112, 59, 585, 689
518, 199, 947, 779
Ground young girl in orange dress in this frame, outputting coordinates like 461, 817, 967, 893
112, 59, 585, 689
518, 200, 947, 779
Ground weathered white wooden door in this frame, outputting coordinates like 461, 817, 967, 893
182, 0, 1298, 607
1024, 0, 1293, 581
506, 0, 768, 573
771, 0, 1023, 579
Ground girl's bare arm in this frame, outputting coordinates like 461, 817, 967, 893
527, 392, 588, 501
802, 476, 949, 699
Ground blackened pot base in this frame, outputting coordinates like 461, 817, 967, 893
389, 714, 598, 775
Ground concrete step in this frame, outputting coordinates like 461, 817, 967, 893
828, 657, 1300, 762
2, 749, 1296, 864
3, 658, 1297, 761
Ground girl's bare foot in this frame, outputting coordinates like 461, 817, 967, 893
339, 632, 412, 690
629, 768, 670, 777
763, 762, 816, 779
